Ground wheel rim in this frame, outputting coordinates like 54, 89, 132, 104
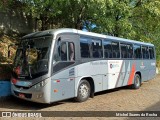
79, 83, 89, 98
135, 76, 140, 87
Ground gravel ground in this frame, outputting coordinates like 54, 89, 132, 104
0, 74, 160, 120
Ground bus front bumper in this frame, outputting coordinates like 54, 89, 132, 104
11, 78, 51, 104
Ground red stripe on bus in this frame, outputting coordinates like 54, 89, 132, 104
128, 63, 136, 85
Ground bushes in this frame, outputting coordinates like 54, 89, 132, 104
0, 35, 15, 80
0, 29, 4, 37
0, 52, 6, 63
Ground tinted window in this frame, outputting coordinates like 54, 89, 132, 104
134, 45, 142, 59
91, 39, 102, 58
127, 44, 133, 58
149, 47, 155, 59
103, 41, 112, 58
120, 43, 127, 58
112, 42, 120, 58
80, 37, 90, 58
142, 46, 149, 59
57, 41, 75, 61
60, 42, 67, 61
68, 42, 75, 61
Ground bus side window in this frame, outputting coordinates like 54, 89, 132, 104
80, 37, 90, 58
134, 45, 142, 59
120, 43, 127, 58
92, 40, 102, 58
60, 42, 67, 61
142, 46, 149, 59
59, 42, 75, 61
127, 44, 133, 58
112, 42, 120, 58
103, 40, 112, 58
68, 42, 75, 61
149, 47, 155, 59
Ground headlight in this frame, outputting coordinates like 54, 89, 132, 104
39, 80, 47, 87
34, 79, 47, 89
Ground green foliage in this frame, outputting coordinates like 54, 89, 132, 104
0, 52, 6, 62
130, 0, 160, 61
94, 0, 133, 37
0, 0, 160, 64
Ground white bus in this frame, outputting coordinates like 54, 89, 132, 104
11, 28, 156, 103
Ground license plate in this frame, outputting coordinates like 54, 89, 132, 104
19, 93, 25, 98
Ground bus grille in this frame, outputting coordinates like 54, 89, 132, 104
14, 85, 30, 90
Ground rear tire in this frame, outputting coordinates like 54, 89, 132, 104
75, 80, 91, 102
131, 74, 141, 89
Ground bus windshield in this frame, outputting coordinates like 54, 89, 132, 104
13, 36, 52, 79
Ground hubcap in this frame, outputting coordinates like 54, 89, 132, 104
79, 83, 89, 98
135, 76, 140, 87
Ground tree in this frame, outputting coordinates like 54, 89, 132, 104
22, 0, 103, 30
131, 0, 160, 58
93, 0, 133, 38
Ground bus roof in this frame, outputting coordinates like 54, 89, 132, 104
22, 28, 154, 46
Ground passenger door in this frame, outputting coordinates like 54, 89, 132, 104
51, 34, 79, 102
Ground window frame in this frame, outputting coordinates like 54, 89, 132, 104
56, 40, 75, 62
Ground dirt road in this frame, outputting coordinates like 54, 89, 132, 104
0, 75, 160, 120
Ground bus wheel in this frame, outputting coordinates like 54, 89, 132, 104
131, 74, 141, 89
75, 80, 91, 102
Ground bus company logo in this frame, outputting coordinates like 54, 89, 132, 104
110, 64, 119, 69
19, 87, 23, 91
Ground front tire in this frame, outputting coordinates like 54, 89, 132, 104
131, 74, 141, 89
75, 80, 91, 102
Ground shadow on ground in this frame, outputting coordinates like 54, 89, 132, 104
0, 96, 75, 110
0, 86, 132, 110
94, 85, 131, 96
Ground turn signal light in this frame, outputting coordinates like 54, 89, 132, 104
54, 89, 58, 93
11, 78, 17, 84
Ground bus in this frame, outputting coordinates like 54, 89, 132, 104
11, 28, 156, 103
